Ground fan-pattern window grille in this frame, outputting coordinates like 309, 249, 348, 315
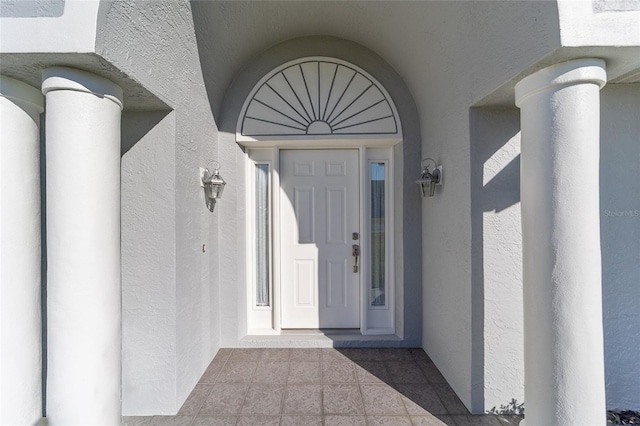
240, 60, 399, 137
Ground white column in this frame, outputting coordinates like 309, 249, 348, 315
515, 59, 606, 426
0, 76, 45, 425
42, 68, 123, 425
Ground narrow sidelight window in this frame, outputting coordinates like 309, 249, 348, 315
371, 162, 386, 307
255, 164, 270, 306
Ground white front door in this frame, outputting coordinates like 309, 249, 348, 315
280, 149, 360, 328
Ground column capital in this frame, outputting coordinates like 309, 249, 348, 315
0, 75, 44, 113
515, 58, 607, 107
42, 67, 123, 110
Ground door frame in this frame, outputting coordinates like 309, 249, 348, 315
245, 143, 397, 336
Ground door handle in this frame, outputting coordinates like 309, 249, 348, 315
352, 244, 360, 273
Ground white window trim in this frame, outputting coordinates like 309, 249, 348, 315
362, 149, 396, 335
246, 150, 278, 334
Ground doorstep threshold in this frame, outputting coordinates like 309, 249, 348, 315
240, 330, 404, 348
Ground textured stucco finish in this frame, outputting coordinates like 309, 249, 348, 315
121, 111, 177, 414
419, 1, 559, 413
600, 84, 640, 411
558, 0, 640, 47
470, 108, 524, 413
95, 0, 220, 415
516, 59, 607, 425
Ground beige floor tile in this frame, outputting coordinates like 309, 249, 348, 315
386, 361, 428, 384
235, 415, 280, 426
241, 383, 284, 415
178, 383, 213, 415
367, 415, 413, 425
283, 384, 323, 415
252, 361, 289, 384
199, 383, 249, 415
411, 414, 457, 425
149, 416, 194, 425
323, 361, 357, 383
324, 384, 366, 415
289, 348, 321, 362
360, 383, 407, 416
122, 417, 154, 426
192, 415, 237, 426
452, 415, 504, 426
288, 361, 321, 384
409, 349, 432, 362
338, 348, 383, 361
323, 348, 352, 362
395, 383, 447, 415
354, 361, 392, 384
281, 415, 323, 425
199, 361, 225, 384
213, 348, 232, 362
378, 349, 413, 361
228, 348, 263, 362
262, 348, 291, 361
145, 349, 477, 426
433, 385, 469, 415
216, 361, 257, 383
417, 361, 447, 384
325, 415, 368, 426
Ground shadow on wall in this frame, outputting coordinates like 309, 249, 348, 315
469, 107, 523, 413
599, 85, 640, 411
121, 110, 171, 156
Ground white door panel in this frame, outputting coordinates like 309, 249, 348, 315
280, 149, 360, 328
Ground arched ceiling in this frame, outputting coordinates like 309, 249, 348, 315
190, 1, 562, 120
190, 1, 434, 120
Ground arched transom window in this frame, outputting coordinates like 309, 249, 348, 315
237, 57, 402, 145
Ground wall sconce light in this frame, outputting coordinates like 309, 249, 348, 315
416, 158, 442, 197
201, 162, 226, 212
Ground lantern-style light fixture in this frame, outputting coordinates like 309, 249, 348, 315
202, 162, 226, 212
416, 158, 442, 197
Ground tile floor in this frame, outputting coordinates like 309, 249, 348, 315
123, 348, 523, 426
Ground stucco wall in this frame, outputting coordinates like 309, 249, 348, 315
557, 0, 640, 47
121, 111, 177, 414
464, 61, 640, 415
420, 1, 559, 413
96, 1, 220, 415
600, 84, 640, 411
470, 109, 524, 413
0, 0, 97, 53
